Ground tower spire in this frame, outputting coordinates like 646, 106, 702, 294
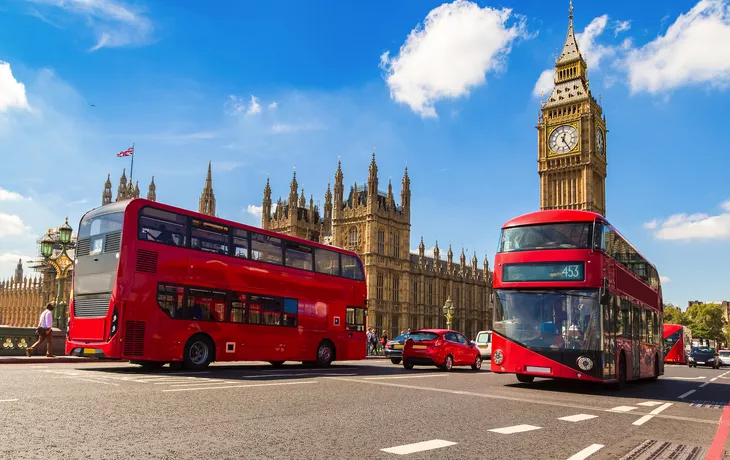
556, 0, 582, 66
147, 176, 156, 201
199, 161, 216, 216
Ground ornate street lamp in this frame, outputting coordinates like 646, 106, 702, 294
38, 218, 75, 330
443, 297, 455, 330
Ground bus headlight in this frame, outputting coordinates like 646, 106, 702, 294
577, 356, 593, 371
493, 349, 504, 365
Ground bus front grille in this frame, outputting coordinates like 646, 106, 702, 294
76, 238, 91, 257
124, 321, 145, 356
104, 232, 121, 253
74, 294, 112, 318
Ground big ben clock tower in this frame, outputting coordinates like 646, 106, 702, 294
537, 2, 607, 216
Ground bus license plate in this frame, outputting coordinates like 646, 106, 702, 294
83, 348, 95, 355
393, 344, 403, 349
412, 345, 427, 350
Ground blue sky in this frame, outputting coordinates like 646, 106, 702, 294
1, 0, 729, 308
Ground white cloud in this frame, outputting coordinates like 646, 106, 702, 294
224, 95, 246, 115
27, 0, 154, 51
0, 213, 33, 238
380, 0, 527, 118
271, 122, 325, 134
268, 101, 278, 110
246, 95, 261, 115
643, 219, 658, 229
660, 276, 672, 283
0, 253, 35, 279
614, 20, 631, 36
247, 204, 263, 218
624, 0, 730, 94
532, 69, 554, 98
648, 200, 730, 240
0, 187, 30, 201
0, 61, 30, 112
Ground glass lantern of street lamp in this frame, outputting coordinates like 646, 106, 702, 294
442, 298, 454, 316
40, 231, 54, 258
59, 217, 73, 244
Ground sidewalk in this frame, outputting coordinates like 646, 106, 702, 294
0, 355, 98, 364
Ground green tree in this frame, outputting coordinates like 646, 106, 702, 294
686, 302, 726, 344
663, 303, 691, 326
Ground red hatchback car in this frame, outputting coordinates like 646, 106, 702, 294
402, 329, 482, 371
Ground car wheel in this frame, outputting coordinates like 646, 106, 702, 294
403, 360, 414, 370
441, 355, 454, 371
390, 358, 402, 365
472, 355, 482, 371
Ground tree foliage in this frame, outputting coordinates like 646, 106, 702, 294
685, 302, 726, 344
663, 304, 691, 326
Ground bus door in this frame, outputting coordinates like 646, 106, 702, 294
631, 305, 641, 379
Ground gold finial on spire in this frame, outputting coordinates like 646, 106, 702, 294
569, 0, 573, 22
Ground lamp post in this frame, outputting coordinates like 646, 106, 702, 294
39, 218, 75, 330
443, 297, 455, 330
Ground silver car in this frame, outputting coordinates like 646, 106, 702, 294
475, 331, 492, 359
719, 350, 730, 367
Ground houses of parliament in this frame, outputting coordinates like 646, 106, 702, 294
90, 3, 605, 341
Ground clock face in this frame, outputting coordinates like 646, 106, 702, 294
548, 125, 578, 154
596, 128, 605, 155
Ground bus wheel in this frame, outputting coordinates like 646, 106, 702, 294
269, 361, 285, 368
516, 374, 534, 383
183, 335, 214, 370
316, 341, 334, 368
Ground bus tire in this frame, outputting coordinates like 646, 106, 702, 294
315, 341, 335, 368
183, 335, 214, 370
390, 358, 402, 365
516, 374, 534, 383
270, 361, 285, 368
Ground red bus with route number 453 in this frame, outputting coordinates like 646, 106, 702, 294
491, 210, 664, 388
66, 198, 368, 370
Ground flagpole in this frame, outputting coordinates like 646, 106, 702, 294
130, 142, 135, 182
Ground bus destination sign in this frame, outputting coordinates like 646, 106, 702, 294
502, 262, 585, 282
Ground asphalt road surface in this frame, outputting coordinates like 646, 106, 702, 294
1, 360, 729, 459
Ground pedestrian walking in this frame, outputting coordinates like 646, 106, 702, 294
27, 303, 56, 358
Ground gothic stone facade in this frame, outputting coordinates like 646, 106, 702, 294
537, 4, 607, 216
263, 155, 493, 340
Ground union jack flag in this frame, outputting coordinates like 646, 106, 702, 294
117, 146, 134, 157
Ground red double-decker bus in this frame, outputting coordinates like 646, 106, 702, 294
663, 324, 691, 365
66, 198, 368, 370
491, 210, 664, 388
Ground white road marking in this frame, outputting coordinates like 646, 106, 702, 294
678, 390, 696, 399
699, 382, 710, 388
566, 444, 604, 460
632, 403, 672, 426
54, 376, 120, 386
168, 381, 240, 387
162, 380, 317, 393
609, 406, 637, 412
381, 440, 457, 455
636, 401, 663, 407
559, 414, 598, 423
0, 399, 19, 403
488, 424, 542, 434
666, 376, 705, 380
710, 377, 718, 382
363, 374, 448, 380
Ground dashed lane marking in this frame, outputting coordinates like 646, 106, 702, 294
632, 403, 672, 426
566, 444, 604, 460
559, 414, 598, 423
363, 374, 448, 380
0, 399, 19, 403
488, 424, 542, 434
678, 390, 697, 399
636, 401, 664, 407
610, 406, 638, 412
161, 380, 318, 393
666, 376, 706, 380
699, 382, 710, 388
381, 440, 457, 455
52, 376, 120, 386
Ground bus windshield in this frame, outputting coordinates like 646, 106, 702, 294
499, 222, 591, 252
493, 289, 600, 352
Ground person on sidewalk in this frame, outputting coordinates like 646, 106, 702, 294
27, 303, 56, 358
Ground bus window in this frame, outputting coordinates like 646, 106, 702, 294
191, 219, 229, 255
232, 228, 249, 259
230, 293, 247, 323
187, 288, 227, 321
282, 298, 298, 327
346, 307, 366, 331
139, 207, 187, 247
285, 243, 313, 271
341, 254, 364, 281
157, 284, 184, 318
249, 295, 282, 325
251, 233, 283, 265
315, 248, 340, 276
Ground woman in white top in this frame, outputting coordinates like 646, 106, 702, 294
27, 303, 55, 357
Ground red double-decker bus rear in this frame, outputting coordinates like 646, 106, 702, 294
491, 210, 663, 387
66, 198, 367, 369
663, 324, 691, 365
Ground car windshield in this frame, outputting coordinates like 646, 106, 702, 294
499, 222, 592, 252
408, 332, 439, 342
719, 351, 730, 356
392, 334, 409, 341
494, 289, 600, 352
476, 333, 490, 344
692, 347, 713, 354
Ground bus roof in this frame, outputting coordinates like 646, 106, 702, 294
503, 210, 602, 228
124, 198, 361, 257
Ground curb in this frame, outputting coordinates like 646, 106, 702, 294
0, 357, 98, 364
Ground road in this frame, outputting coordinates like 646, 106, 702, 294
1, 360, 728, 459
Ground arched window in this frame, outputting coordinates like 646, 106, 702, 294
348, 228, 358, 250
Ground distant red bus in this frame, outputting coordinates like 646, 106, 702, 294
66, 198, 368, 370
491, 210, 664, 387
663, 324, 691, 365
